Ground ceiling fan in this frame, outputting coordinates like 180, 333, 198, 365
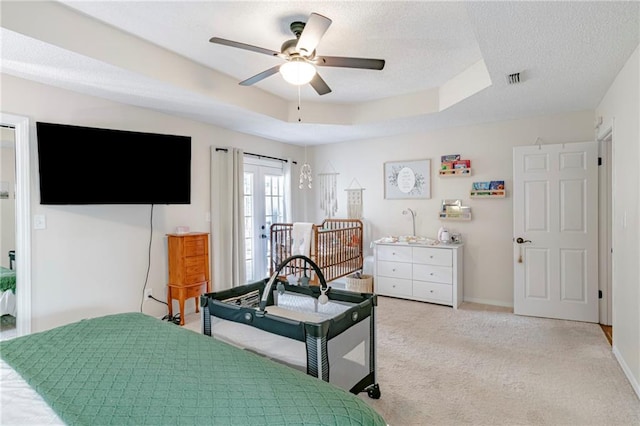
209, 12, 385, 96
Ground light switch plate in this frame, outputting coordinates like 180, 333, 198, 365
34, 214, 46, 230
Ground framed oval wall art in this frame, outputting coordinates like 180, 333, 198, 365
384, 159, 431, 199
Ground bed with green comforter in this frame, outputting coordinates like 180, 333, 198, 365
0, 312, 386, 426
0, 266, 16, 293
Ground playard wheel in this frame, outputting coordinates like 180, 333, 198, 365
367, 384, 381, 399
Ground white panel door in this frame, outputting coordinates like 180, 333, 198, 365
513, 142, 598, 322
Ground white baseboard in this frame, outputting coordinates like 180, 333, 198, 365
612, 345, 640, 400
463, 297, 513, 308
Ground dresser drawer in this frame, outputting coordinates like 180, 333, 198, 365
413, 264, 452, 284
377, 260, 412, 279
413, 281, 453, 304
376, 245, 412, 262
184, 236, 207, 257
412, 247, 452, 266
185, 256, 207, 283
376, 276, 413, 297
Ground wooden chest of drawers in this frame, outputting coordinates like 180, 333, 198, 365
167, 232, 210, 325
374, 242, 463, 308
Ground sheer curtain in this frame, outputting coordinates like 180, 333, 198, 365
211, 147, 246, 290
283, 159, 293, 222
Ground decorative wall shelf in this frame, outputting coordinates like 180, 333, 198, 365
439, 199, 471, 221
439, 212, 472, 221
439, 154, 471, 176
470, 180, 505, 198
470, 189, 506, 198
439, 168, 472, 176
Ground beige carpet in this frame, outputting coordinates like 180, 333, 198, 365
184, 297, 639, 425
358, 297, 640, 425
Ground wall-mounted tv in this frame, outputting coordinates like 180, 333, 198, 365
36, 122, 191, 205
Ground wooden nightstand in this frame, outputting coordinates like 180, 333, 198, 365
167, 232, 210, 325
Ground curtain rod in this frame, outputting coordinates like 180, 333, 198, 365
215, 148, 297, 165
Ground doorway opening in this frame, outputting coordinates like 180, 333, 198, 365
0, 113, 31, 337
0, 126, 16, 340
598, 123, 614, 343
243, 157, 285, 281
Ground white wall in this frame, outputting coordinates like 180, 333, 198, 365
596, 44, 640, 397
0, 131, 16, 269
1, 74, 304, 332
312, 110, 595, 307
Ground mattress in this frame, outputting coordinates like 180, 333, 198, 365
0, 312, 386, 426
0, 266, 16, 292
1, 358, 63, 425
0, 289, 16, 317
210, 292, 354, 370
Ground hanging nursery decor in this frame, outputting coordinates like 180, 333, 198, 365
299, 140, 312, 189
319, 162, 339, 218
345, 178, 365, 219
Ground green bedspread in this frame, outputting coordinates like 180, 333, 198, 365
0, 266, 16, 292
0, 312, 386, 426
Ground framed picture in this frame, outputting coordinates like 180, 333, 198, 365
384, 159, 431, 199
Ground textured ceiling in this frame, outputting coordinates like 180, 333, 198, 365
1, 1, 638, 145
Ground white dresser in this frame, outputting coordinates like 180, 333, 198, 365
373, 242, 463, 308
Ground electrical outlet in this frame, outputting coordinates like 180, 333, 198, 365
144, 289, 153, 299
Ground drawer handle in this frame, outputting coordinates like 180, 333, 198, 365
430, 255, 434, 259
392, 268, 396, 272
430, 272, 434, 276
392, 285, 396, 288
430, 290, 434, 293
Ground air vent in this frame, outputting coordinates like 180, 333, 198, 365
507, 72, 521, 85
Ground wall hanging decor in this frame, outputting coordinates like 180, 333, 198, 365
345, 178, 365, 219
384, 159, 431, 199
298, 143, 312, 189
319, 162, 339, 218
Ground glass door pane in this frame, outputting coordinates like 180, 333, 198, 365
243, 160, 285, 281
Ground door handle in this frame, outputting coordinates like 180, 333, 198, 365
515, 237, 531, 264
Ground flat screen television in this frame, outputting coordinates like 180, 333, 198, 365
36, 122, 191, 205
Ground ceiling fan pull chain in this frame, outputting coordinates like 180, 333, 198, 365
298, 86, 302, 122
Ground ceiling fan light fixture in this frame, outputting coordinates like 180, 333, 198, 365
280, 59, 316, 85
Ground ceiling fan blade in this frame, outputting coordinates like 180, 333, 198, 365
209, 37, 280, 57
316, 56, 385, 70
239, 65, 281, 86
309, 73, 332, 96
296, 13, 332, 56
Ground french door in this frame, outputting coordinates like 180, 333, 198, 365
243, 159, 285, 281
513, 141, 598, 322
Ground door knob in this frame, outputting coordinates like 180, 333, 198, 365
260, 234, 268, 239
515, 237, 532, 244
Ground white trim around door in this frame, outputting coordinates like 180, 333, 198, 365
0, 113, 31, 336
